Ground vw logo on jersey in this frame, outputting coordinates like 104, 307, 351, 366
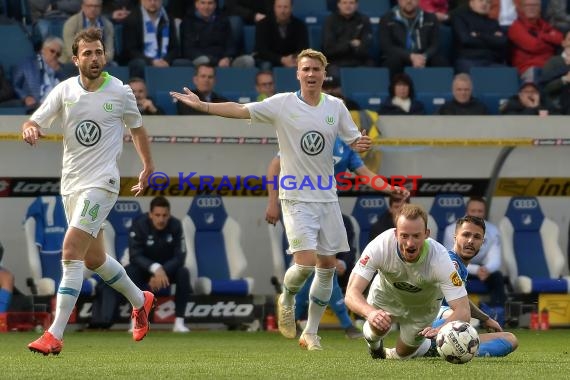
300, 131, 325, 156
393, 282, 422, 293
75, 120, 101, 147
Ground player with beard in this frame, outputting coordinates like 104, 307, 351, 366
345, 204, 471, 360
22, 27, 156, 355
428, 216, 518, 358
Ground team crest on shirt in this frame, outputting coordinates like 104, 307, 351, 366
103, 102, 113, 112
75, 120, 101, 147
300, 131, 324, 155
325, 115, 335, 125
450, 271, 463, 287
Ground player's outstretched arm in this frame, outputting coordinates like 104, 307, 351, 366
170, 87, 251, 119
355, 165, 410, 198
130, 126, 155, 196
21, 121, 45, 146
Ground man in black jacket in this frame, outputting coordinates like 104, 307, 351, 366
436, 73, 489, 115
254, 0, 309, 69
379, 0, 447, 76
177, 64, 228, 115
126, 196, 191, 333
322, 0, 374, 68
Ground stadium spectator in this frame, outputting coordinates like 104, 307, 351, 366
12, 37, 67, 113
177, 63, 228, 115
102, 0, 136, 23
508, 0, 563, 81
0, 242, 14, 314
378, 0, 448, 76
255, 70, 275, 101
254, 0, 309, 69
179, 0, 255, 68
121, 0, 180, 78
322, 0, 375, 69
368, 193, 410, 243
171, 48, 373, 351
451, 0, 508, 74
126, 196, 191, 333
0, 66, 20, 107
29, 0, 82, 23
541, 30, 570, 112
129, 77, 164, 115
378, 72, 426, 115
321, 72, 361, 111
545, 0, 570, 34
61, 0, 115, 64
436, 73, 489, 115
420, 0, 450, 23
488, 0, 519, 27
500, 80, 556, 114
224, 0, 273, 54
443, 198, 508, 315
345, 204, 470, 360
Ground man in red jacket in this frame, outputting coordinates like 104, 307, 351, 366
508, 0, 563, 81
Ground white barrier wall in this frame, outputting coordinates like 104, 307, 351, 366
1, 115, 569, 294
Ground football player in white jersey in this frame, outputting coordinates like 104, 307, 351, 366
345, 204, 471, 359
171, 49, 371, 350
22, 28, 156, 355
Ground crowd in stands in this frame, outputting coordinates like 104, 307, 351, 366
2, 0, 570, 115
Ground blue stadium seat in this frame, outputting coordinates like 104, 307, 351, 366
24, 196, 97, 296
273, 67, 298, 92
470, 67, 520, 115
214, 67, 258, 103
144, 66, 195, 115
404, 67, 454, 114
292, 1, 329, 25
358, 0, 391, 24
243, 25, 256, 54
428, 194, 466, 244
0, 107, 27, 115
32, 16, 67, 42
340, 67, 389, 110
308, 24, 322, 50
182, 195, 254, 295
350, 196, 388, 255
103, 200, 143, 265
500, 197, 569, 294
438, 25, 454, 64
0, 24, 34, 75
106, 66, 129, 83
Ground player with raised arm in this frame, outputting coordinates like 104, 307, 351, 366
171, 48, 371, 350
345, 204, 471, 360
23, 27, 155, 355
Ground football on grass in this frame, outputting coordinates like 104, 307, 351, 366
436, 321, 480, 364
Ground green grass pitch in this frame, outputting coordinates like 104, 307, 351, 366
1, 329, 569, 379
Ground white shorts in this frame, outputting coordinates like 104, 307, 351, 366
63, 188, 117, 238
281, 199, 349, 255
367, 277, 440, 347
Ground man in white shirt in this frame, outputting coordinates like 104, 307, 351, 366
443, 197, 507, 309
22, 27, 155, 356
170, 48, 372, 350
345, 204, 470, 359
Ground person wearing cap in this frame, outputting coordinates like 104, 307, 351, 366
500, 80, 556, 114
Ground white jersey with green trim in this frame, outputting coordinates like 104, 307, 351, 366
246, 92, 361, 202
353, 228, 467, 318
30, 72, 142, 195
